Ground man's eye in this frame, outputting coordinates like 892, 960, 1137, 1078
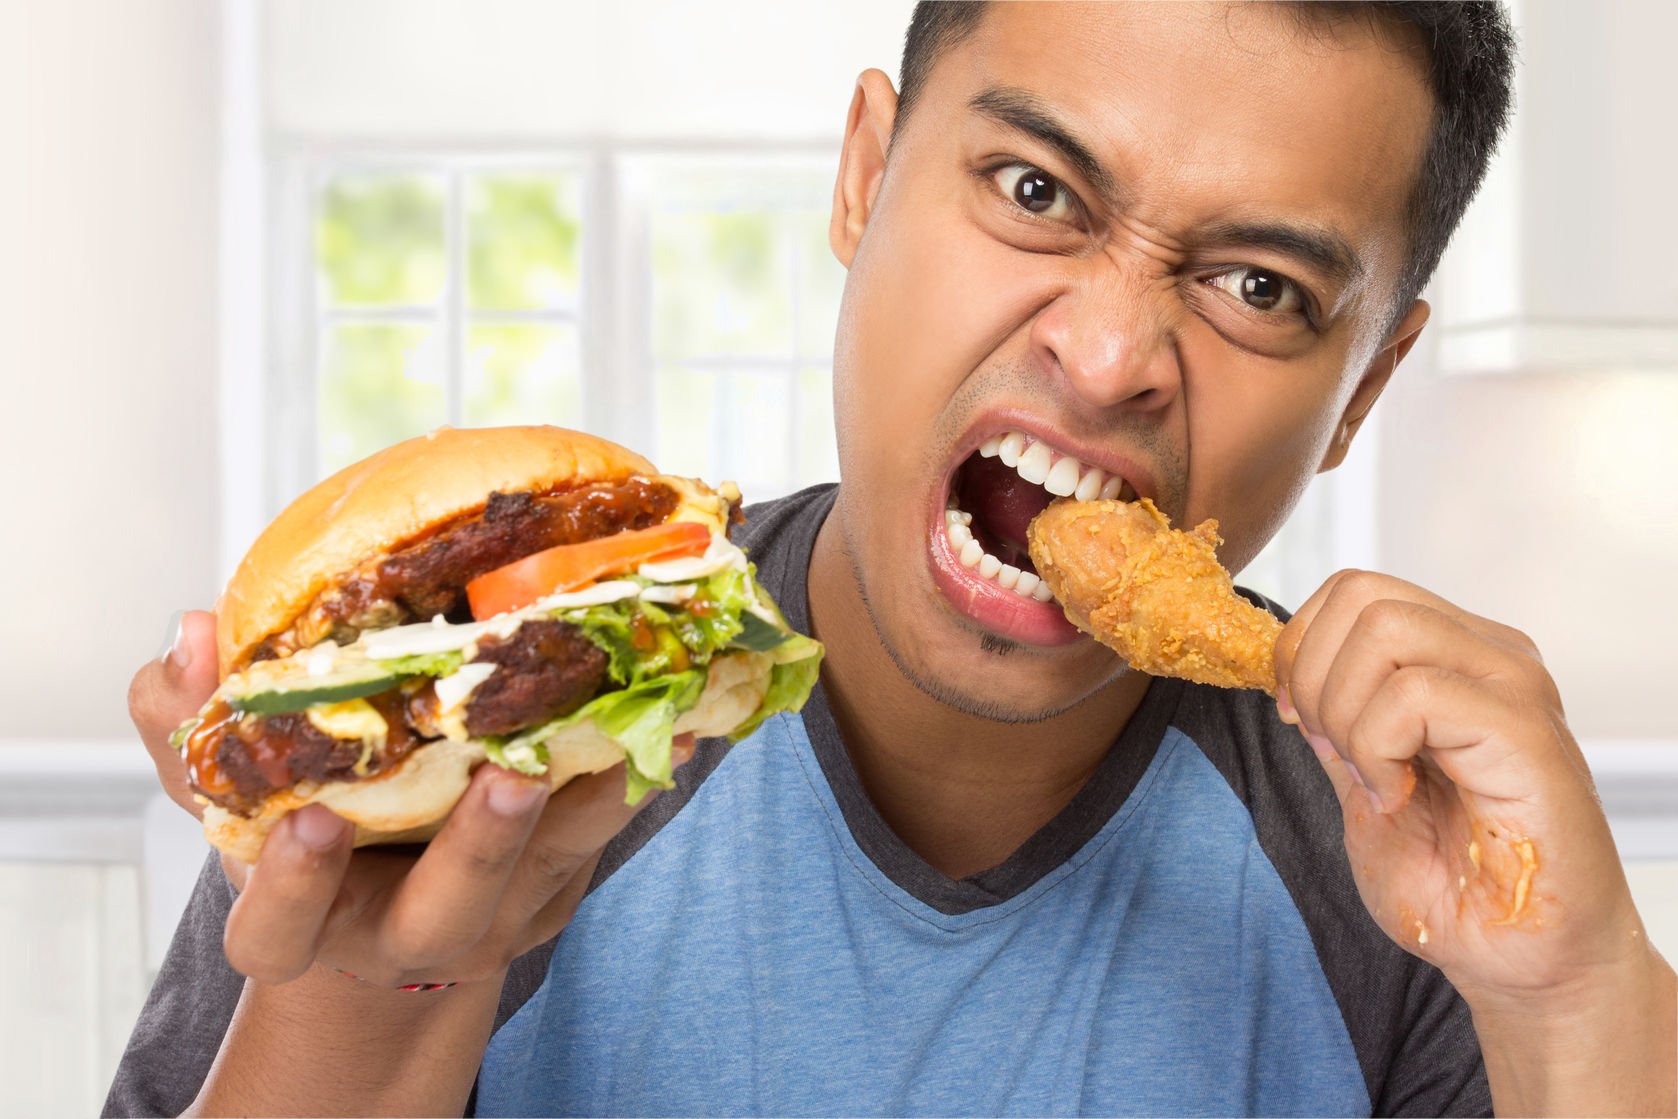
1207, 267, 1305, 315
992, 164, 1076, 222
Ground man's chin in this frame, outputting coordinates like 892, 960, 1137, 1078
875, 612, 1127, 725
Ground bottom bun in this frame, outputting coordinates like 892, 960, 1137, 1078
206, 650, 773, 864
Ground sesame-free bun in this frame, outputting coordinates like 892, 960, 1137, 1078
213, 425, 734, 676
204, 649, 773, 864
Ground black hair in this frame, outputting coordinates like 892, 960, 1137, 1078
896, 1, 1517, 328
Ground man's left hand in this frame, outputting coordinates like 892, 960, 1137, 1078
1273, 570, 1674, 1114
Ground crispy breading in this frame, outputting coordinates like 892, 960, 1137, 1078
1026, 498, 1281, 695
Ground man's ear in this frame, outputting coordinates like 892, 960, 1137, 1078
1318, 299, 1430, 473
830, 69, 899, 269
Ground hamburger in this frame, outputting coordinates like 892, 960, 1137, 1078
172, 425, 822, 863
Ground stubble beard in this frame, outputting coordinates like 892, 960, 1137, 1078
836, 504, 1115, 726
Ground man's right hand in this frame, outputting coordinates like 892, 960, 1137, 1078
126, 608, 690, 991
129, 609, 221, 819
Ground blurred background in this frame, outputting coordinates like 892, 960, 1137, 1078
2, 0, 1674, 1112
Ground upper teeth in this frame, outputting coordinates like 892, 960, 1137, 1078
946, 430, 1129, 601
978, 430, 1126, 502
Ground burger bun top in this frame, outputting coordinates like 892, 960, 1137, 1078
216, 425, 695, 675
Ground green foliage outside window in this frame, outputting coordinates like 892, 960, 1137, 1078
315, 170, 584, 478
316, 175, 446, 306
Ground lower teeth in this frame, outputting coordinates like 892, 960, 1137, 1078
944, 503, 1052, 601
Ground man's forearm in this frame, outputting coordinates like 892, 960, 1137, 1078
1467, 947, 1676, 1117
186, 964, 506, 1117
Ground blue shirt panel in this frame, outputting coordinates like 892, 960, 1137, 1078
476, 712, 1370, 1117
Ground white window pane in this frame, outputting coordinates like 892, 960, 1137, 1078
796, 214, 845, 361
653, 365, 717, 480
318, 323, 445, 476
795, 366, 838, 488
316, 173, 445, 307
467, 173, 583, 312
464, 323, 583, 428
655, 367, 796, 501
652, 211, 793, 360
717, 370, 794, 499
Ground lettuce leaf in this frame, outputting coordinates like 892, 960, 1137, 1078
484, 736, 549, 777
557, 566, 757, 686
728, 634, 823, 742
490, 670, 707, 804
593, 670, 707, 802
480, 560, 820, 801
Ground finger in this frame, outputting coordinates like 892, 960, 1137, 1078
223, 804, 354, 984
1314, 599, 1526, 754
377, 764, 552, 968
128, 609, 220, 818
1282, 576, 1504, 738
505, 736, 697, 923
1276, 570, 1533, 702
525, 848, 606, 945
1296, 721, 1361, 808
1347, 665, 1552, 809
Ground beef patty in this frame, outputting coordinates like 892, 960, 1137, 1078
190, 618, 609, 816
463, 619, 609, 737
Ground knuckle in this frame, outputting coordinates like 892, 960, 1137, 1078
1498, 623, 1543, 663
523, 837, 588, 896
224, 934, 302, 985
126, 665, 167, 735
1391, 663, 1441, 707
1357, 597, 1417, 641
382, 938, 443, 975
1330, 569, 1385, 607
456, 840, 521, 882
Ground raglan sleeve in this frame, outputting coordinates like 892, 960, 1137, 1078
1376, 961, 1492, 1117
102, 851, 245, 1118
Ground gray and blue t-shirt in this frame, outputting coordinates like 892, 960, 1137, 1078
106, 484, 1488, 1117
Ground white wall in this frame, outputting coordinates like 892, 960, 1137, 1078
1383, 0, 1678, 742
265, 0, 914, 142
0, 0, 222, 738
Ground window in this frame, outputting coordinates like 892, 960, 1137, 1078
293, 151, 844, 507
312, 164, 587, 476
631, 155, 843, 499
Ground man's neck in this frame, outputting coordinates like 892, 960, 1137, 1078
805, 504, 1150, 880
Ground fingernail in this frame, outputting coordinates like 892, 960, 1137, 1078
1305, 733, 1337, 763
672, 742, 697, 768
158, 610, 188, 668
487, 774, 547, 817
1363, 786, 1387, 814
291, 804, 344, 850
1276, 687, 1300, 727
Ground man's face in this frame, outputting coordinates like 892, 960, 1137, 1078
828, 1, 1431, 720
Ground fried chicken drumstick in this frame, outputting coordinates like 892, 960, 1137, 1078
1026, 498, 1281, 695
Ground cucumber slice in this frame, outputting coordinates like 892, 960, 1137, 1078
228, 664, 402, 716
732, 609, 790, 652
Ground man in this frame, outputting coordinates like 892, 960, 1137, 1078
111, 3, 1675, 1115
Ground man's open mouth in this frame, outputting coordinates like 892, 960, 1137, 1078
941, 429, 1139, 601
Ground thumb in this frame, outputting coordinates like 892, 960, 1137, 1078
128, 609, 221, 819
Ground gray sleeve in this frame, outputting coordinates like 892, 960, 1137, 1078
102, 851, 564, 1118
102, 852, 244, 1118
1176, 593, 1491, 1118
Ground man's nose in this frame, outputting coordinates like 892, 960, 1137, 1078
1028, 266, 1182, 412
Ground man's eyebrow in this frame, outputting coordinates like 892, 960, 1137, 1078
968, 87, 1117, 201
1200, 220, 1366, 288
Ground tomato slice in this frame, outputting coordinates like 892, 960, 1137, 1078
466, 520, 713, 620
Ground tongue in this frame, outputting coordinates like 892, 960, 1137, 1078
955, 454, 1054, 568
